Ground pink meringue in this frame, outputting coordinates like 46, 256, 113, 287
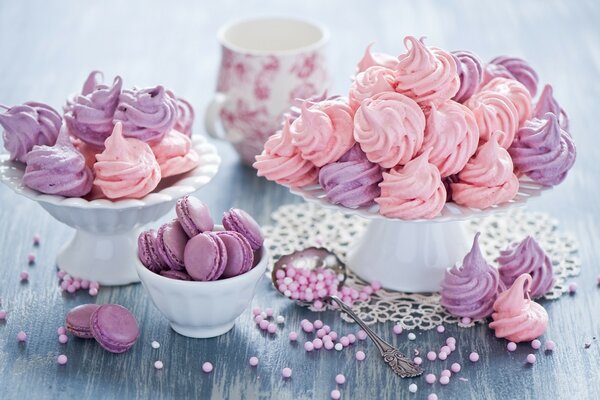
465, 89, 519, 148
353, 91, 425, 168
150, 129, 200, 177
290, 99, 355, 167
489, 273, 549, 342
486, 56, 539, 97
421, 101, 479, 177
93, 122, 161, 199
533, 84, 569, 131
349, 66, 396, 110
356, 43, 398, 73
376, 148, 446, 220
480, 78, 532, 126
253, 118, 318, 188
395, 36, 460, 107
451, 132, 519, 209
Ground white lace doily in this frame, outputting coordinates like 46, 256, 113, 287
263, 203, 581, 330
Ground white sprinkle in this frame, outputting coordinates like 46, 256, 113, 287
408, 333, 416, 341
151, 341, 160, 349
283, 277, 293, 285
335, 343, 343, 351
260, 312, 268, 319
276, 315, 285, 324
284, 290, 292, 297
408, 383, 418, 393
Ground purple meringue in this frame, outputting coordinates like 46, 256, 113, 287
64, 72, 123, 147
113, 85, 177, 144
440, 232, 505, 319
533, 84, 569, 131
0, 102, 62, 162
22, 128, 93, 197
451, 51, 483, 103
172, 94, 195, 137
318, 144, 382, 208
497, 236, 554, 299
484, 56, 539, 97
509, 112, 576, 186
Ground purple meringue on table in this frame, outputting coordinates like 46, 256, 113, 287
533, 84, 569, 131
482, 56, 539, 97
451, 51, 483, 103
497, 236, 554, 299
440, 232, 505, 320
22, 128, 93, 197
318, 144, 382, 208
508, 112, 576, 186
172, 94, 195, 137
113, 85, 178, 144
0, 102, 62, 162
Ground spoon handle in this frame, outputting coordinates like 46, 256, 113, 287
327, 295, 423, 378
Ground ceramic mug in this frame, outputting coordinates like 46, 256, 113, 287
204, 17, 330, 165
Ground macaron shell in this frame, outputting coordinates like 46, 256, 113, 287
65, 304, 101, 339
183, 232, 227, 281
137, 229, 166, 273
156, 220, 188, 270
160, 269, 193, 281
90, 304, 139, 353
216, 231, 254, 278
176, 196, 214, 237
222, 208, 264, 251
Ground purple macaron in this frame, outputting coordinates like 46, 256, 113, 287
65, 304, 101, 339
156, 220, 188, 270
222, 209, 263, 251
138, 229, 167, 273
215, 231, 254, 278
175, 196, 214, 237
90, 304, 139, 353
183, 232, 228, 281
160, 269, 193, 281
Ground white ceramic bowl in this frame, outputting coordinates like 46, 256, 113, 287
136, 246, 268, 338
0, 136, 221, 286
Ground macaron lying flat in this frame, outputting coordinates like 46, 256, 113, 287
65, 304, 100, 339
183, 232, 228, 281
156, 220, 188, 270
222, 208, 264, 251
138, 229, 166, 273
215, 231, 254, 278
90, 304, 139, 353
176, 195, 214, 237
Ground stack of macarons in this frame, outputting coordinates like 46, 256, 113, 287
65, 303, 139, 353
138, 196, 264, 281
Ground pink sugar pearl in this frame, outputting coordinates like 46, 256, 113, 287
313, 338, 323, 349
393, 324, 403, 335
357, 330, 367, 340
265, 308, 274, 317
89, 288, 98, 296
340, 337, 350, 347
469, 352, 479, 362
314, 320, 323, 329
425, 374, 436, 384
57, 355, 67, 365
438, 352, 447, 361
451, 363, 461, 373
427, 351, 437, 361
254, 315, 263, 324
57, 327, 66, 335
317, 328, 327, 338
545, 340, 556, 351
335, 373, 346, 384
27, 254, 35, 264
259, 320, 269, 330
252, 307, 261, 316
427, 394, 438, 400
330, 389, 341, 400
154, 360, 163, 369
0, 310, 6, 320
441, 369, 451, 377
440, 345, 451, 354
33, 234, 41, 245
355, 351, 366, 361
267, 323, 277, 334
58, 334, 68, 344
347, 333, 356, 344
19, 271, 29, 281
323, 325, 331, 334
596, 275, 600, 285
446, 337, 456, 345
304, 341, 314, 352
202, 362, 213, 373
461, 317, 472, 324
526, 354, 536, 364
413, 357, 423, 365
440, 375, 450, 385
288, 331, 298, 341
531, 339, 542, 349
249, 357, 259, 367
303, 322, 314, 333
324, 340, 334, 350
17, 331, 27, 342
329, 331, 338, 341
371, 281, 382, 290
568, 282, 577, 294
313, 300, 324, 309
436, 325, 445, 333
507, 342, 517, 352
282, 367, 292, 378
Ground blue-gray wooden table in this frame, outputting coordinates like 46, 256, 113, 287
1, 0, 599, 399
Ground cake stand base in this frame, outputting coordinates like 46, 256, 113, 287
346, 218, 471, 292
56, 229, 142, 286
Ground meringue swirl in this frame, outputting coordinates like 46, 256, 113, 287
451, 132, 519, 209
481, 78, 532, 126
534, 84, 569, 131
93, 122, 161, 199
290, 99, 355, 167
173, 95, 195, 137
150, 129, 200, 177
349, 66, 396, 110
497, 236, 554, 299
356, 43, 399, 73
0, 102, 62, 162
508, 113, 576, 186
353, 91, 425, 168
488, 56, 539, 97
440, 232, 505, 319
451, 50, 483, 103
489, 273, 549, 342
395, 36, 460, 106
376, 149, 446, 219
421, 100, 479, 177
465, 89, 519, 148
113, 85, 178, 144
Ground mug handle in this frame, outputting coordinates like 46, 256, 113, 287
203, 93, 227, 140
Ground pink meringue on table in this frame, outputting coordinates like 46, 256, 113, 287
113, 85, 178, 144
421, 100, 479, 177
253, 118, 318, 188
71, 139, 101, 170
508, 113, 576, 186
172, 95, 195, 137
93, 122, 161, 199
150, 129, 200, 178
485, 56, 539, 97
489, 273, 549, 342
395, 36, 460, 107
0, 102, 62, 162
64, 72, 123, 148
533, 84, 569, 131
480, 78, 532, 126
451, 132, 519, 209
440, 232, 505, 319
289, 99, 355, 167
451, 50, 484, 103
356, 43, 399, 74
497, 236, 554, 299
353, 91, 425, 168
348, 66, 397, 110
22, 127, 93, 197
376, 148, 446, 220
465, 89, 519, 148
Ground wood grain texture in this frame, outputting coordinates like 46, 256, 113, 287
0, 0, 599, 399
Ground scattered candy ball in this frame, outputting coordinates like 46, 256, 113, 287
393, 324, 403, 335
304, 341, 315, 352
151, 341, 160, 349
329, 331, 338, 341
154, 360, 163, 370
276, 315, 285, 324
451, 363, 461, 373
408, 333, 416, 341
0, 310, 7, 320
33, 234, 41, 245
282, 367, 292, 378
436, 325, 445, 333
347, 333, 356, 344
252, 307, 261, 316
507, 342, 517, 352
446, 337, 456, 345
414, 357, 423, 365
469, 352, 479, 362
249, 356, 259, 367
324, 340, 334, 350
340, 336, 350, 347
441, 369, 451, 377
19, 271, 29, 281
57, 354, 68, 365
303, 322, 314, 333
531, 339, 542, 349
58, 334, 68, 344
89, 287, 98, 296
57, 327, 66, 335
202, 362, 213, 373
335, 374, 346, 384
440, 345, 451, 354
265, 308, 274, 317
596, 275, 600, 285
259, 320, 269, 330
568, 282, 577, 294
17, 331, 27, 342
545, 340, 556, 351
357, 330, 367, 340
408, 383, 418, 393
438, 352, 447, 361
440, 375, 450, 385
461, 317, 472, 324
427, 351, 437, 361
427, 394, 438, 400
314, 320, 323, 329
335, 343, 343, 351
425, 374, 436, 384
355, 351, 366, 361
267, 323, 277, 334
289, 331, 298, 341
526, 354, 536, 364
330, 389, 341, 400
313, 338, 323, 350
27, 254, 36, 264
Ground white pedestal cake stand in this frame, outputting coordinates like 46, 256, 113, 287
0, 136, 221, 286
289, 178, 550, 292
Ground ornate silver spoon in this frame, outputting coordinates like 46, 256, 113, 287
272, 247, 423, 378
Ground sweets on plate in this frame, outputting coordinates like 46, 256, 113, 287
215, 231, 254, 278
184, 232, 229, 281
348, 66, 396, 110
137, 229, 167, 273
156, 220, 188, 271
90, 304, 140, 353
488, 273, 549, 342
0, 102, 62, 162
497, 236, 554, 299
533, 84, 568, 130
176, 195, 214, 237
150, 129, 200, 178
222, 208, 264, 251
465, 89, 519, 149
483, 56, 539, 97
356, 43, 398, 73
451, 50, 483, 104
440, 233, 505, 319
480, 77, 532, 126
172, 95, 195, 137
